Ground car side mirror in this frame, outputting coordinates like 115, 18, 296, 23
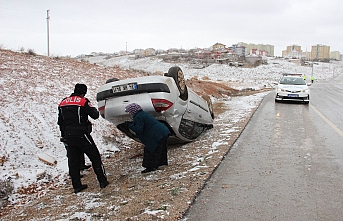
307, 83, 312, 86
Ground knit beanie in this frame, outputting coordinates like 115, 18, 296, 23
125, 103, 142, 116
74, 83, 87, 95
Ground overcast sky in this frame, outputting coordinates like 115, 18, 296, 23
1, 0, 342, 57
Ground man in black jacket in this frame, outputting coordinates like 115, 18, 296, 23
58, 83, 109, 193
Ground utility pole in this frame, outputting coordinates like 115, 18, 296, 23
47, 9, 50, 57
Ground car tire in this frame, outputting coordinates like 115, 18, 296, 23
202, 95, 214, 119
167, 66, 187, 99
105, 78, 119, 84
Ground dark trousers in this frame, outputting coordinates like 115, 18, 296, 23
65, 133, 107, 189
63, 143, 86, 167
142, 135, 168, 169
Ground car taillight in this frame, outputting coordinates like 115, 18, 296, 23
98, 106, 105, 118
151, 99, 173, 112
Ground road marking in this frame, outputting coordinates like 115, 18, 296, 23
310, 104, 343, 137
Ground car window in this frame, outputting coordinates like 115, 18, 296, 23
96, 82, 170, 102
279, 78, 288, 84
178, 118, 206, 140
294, 78, 306, 85
280, 77, 306, 85
192, 122, 206, 138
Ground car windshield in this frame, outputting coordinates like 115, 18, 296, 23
279, 77, 306, 85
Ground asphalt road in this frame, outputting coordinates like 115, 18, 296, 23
184, 74, 343, 221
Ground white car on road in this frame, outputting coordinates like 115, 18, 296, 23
275, 74, 310, 104
96, 66, 214, 143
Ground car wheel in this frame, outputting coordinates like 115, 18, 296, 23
105, 78, 119, 83
202, 95, 214, 119
167, 66, 187, 96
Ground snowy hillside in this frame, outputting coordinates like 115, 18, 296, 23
84, 55, 341, 89
0, 50, 145, 202
0, 49, 341, 207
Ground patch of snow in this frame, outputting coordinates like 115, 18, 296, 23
1, 50, 341, 208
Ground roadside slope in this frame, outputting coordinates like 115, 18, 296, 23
0, 49, 267, 220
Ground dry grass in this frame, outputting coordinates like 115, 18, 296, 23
0, 49, 266, 220
1, 106, 255, 220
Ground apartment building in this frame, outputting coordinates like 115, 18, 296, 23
282, 45, 303, 58
212, 43, 226, 51
282, 44, 337, 61
232, 44, 246, 57
330, 51, 341, 60
258, 44, 274, 57
311, 44, 330, 61
251, 49, 268, 56
237, 42, 274, 56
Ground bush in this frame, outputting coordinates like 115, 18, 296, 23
0, 177, 14, 208
27, 48, 37, 56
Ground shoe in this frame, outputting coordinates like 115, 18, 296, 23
141, 168, 155, 173
74, 184, 88, 193
100, 180, 109, 189
80, 165, 91, 170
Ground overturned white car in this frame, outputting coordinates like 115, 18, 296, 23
96, 66, 214, 143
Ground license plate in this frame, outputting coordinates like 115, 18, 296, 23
288, 94, 299, 97
112, 83, 137, 93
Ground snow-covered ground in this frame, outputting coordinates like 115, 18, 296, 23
1, 49, 341, 207
85, 55, 341, 90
